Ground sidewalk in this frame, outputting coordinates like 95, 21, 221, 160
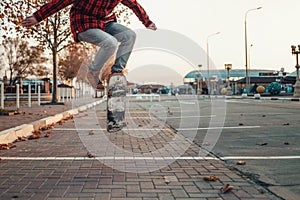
0, 98, 278, 199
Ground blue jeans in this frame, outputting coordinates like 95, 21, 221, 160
78, 22, 136, 75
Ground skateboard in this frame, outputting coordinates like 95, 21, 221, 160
107, 73, 127, 132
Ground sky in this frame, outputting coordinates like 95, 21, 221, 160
125, 0, 300, 84
2, 0, 300, 85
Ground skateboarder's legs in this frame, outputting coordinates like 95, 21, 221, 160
105, 22, 136, 73
78, 22, 136, 87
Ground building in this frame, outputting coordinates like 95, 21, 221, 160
183, 69, 296, 95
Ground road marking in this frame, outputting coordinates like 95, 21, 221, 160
225, 100, 249, 104
0, 156, 218, 161
2, 156, 299, 161
177, 126, 260, 131
54, 126, 260, 131
165, 115, 216, 119
220, 156, 300, 160
93, 115, 215, 119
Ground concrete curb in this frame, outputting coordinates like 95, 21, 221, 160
0, 99, 105, 144
201, 95, 300, 101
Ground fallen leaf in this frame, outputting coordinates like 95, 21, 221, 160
0, 144, 10, 150
45, 132, 51, 138
13, 139, 19, 143
87, 152, 96, 158
8, 143, 16, 149
32, 130, 42, 135
163, 176, 178, 185
239, 123, 244, 126
284, 142, 290, 145
18, 136, 28, 141
28, 135, 40, 140
88, 130, 94, 135
256, 142, 268, 146
236, 160, 246, 165
220, 184, 234, 193
203, 176, 219, 181
262, 115, 266, 117
283, 123, 290, 126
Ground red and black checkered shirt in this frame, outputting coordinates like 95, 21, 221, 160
34, 0, 153, 42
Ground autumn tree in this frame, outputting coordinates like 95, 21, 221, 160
58, 43, 96, 82
0, 1, 132, 103
0, 37, 47, 86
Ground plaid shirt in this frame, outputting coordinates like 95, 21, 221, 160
34, 0, 153, 42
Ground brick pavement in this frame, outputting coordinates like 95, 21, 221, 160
0, 100, 278, 200
0, 98, 99, 132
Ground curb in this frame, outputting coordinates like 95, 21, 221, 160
0, 99, 105, 144
204, 95, 300, 101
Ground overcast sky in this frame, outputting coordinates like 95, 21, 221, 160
126, 0, 300, 84
2, 0, 300, 85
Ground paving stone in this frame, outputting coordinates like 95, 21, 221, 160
0, 103, 276, 200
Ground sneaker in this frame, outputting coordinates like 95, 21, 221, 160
111, 65, 123, 74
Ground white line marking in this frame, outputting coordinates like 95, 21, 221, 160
54, 126, 260, 131
54, 128, 167, 131
1, 156, 299, 161
166, 115, 216, 119
177, 126, 260, 131
93, 115, 215, 119
225, 100, 249, 104
0, 156, 218, 161
220, 156, 300, 160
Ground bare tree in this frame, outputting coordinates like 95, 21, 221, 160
0, 37, 47, 86
0, 1, 132, 103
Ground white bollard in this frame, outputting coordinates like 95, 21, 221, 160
16, 84, 20, 109
38, 85, 41, 106
35, 82, 37, 94
1, 83, 4, 109
28, 84, 31, 108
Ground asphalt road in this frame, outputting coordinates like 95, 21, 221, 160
136, 96, 300, 200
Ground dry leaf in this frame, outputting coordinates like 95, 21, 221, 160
256, 142, 268, 146
18, 136, 28, 141
220, 184, 234, 193
87, 152, 96, 158
0, 144, 10, 150
45, 132, 51, 138
236, 160, 246, 165
88, 130, 94, 135
28, 135, 40, 140
203, 176, 219, 181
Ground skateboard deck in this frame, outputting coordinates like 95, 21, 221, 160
107, 73, 127, 132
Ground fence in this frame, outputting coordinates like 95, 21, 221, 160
0, 82, 96, 109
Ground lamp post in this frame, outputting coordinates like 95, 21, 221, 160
291, 45, 300, 97
197, 64, 202, 95
206, 32, 220, 95
225, 63, 232, 95
244, 7, 262, 93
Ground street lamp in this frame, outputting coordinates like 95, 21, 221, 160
206, 32, 220, 95
225, 63, 232, 95
291, 45, 300, 97
244, 7, 262, 93
197, 64, 202, 94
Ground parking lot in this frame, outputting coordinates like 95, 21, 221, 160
152, 96, 300, 199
